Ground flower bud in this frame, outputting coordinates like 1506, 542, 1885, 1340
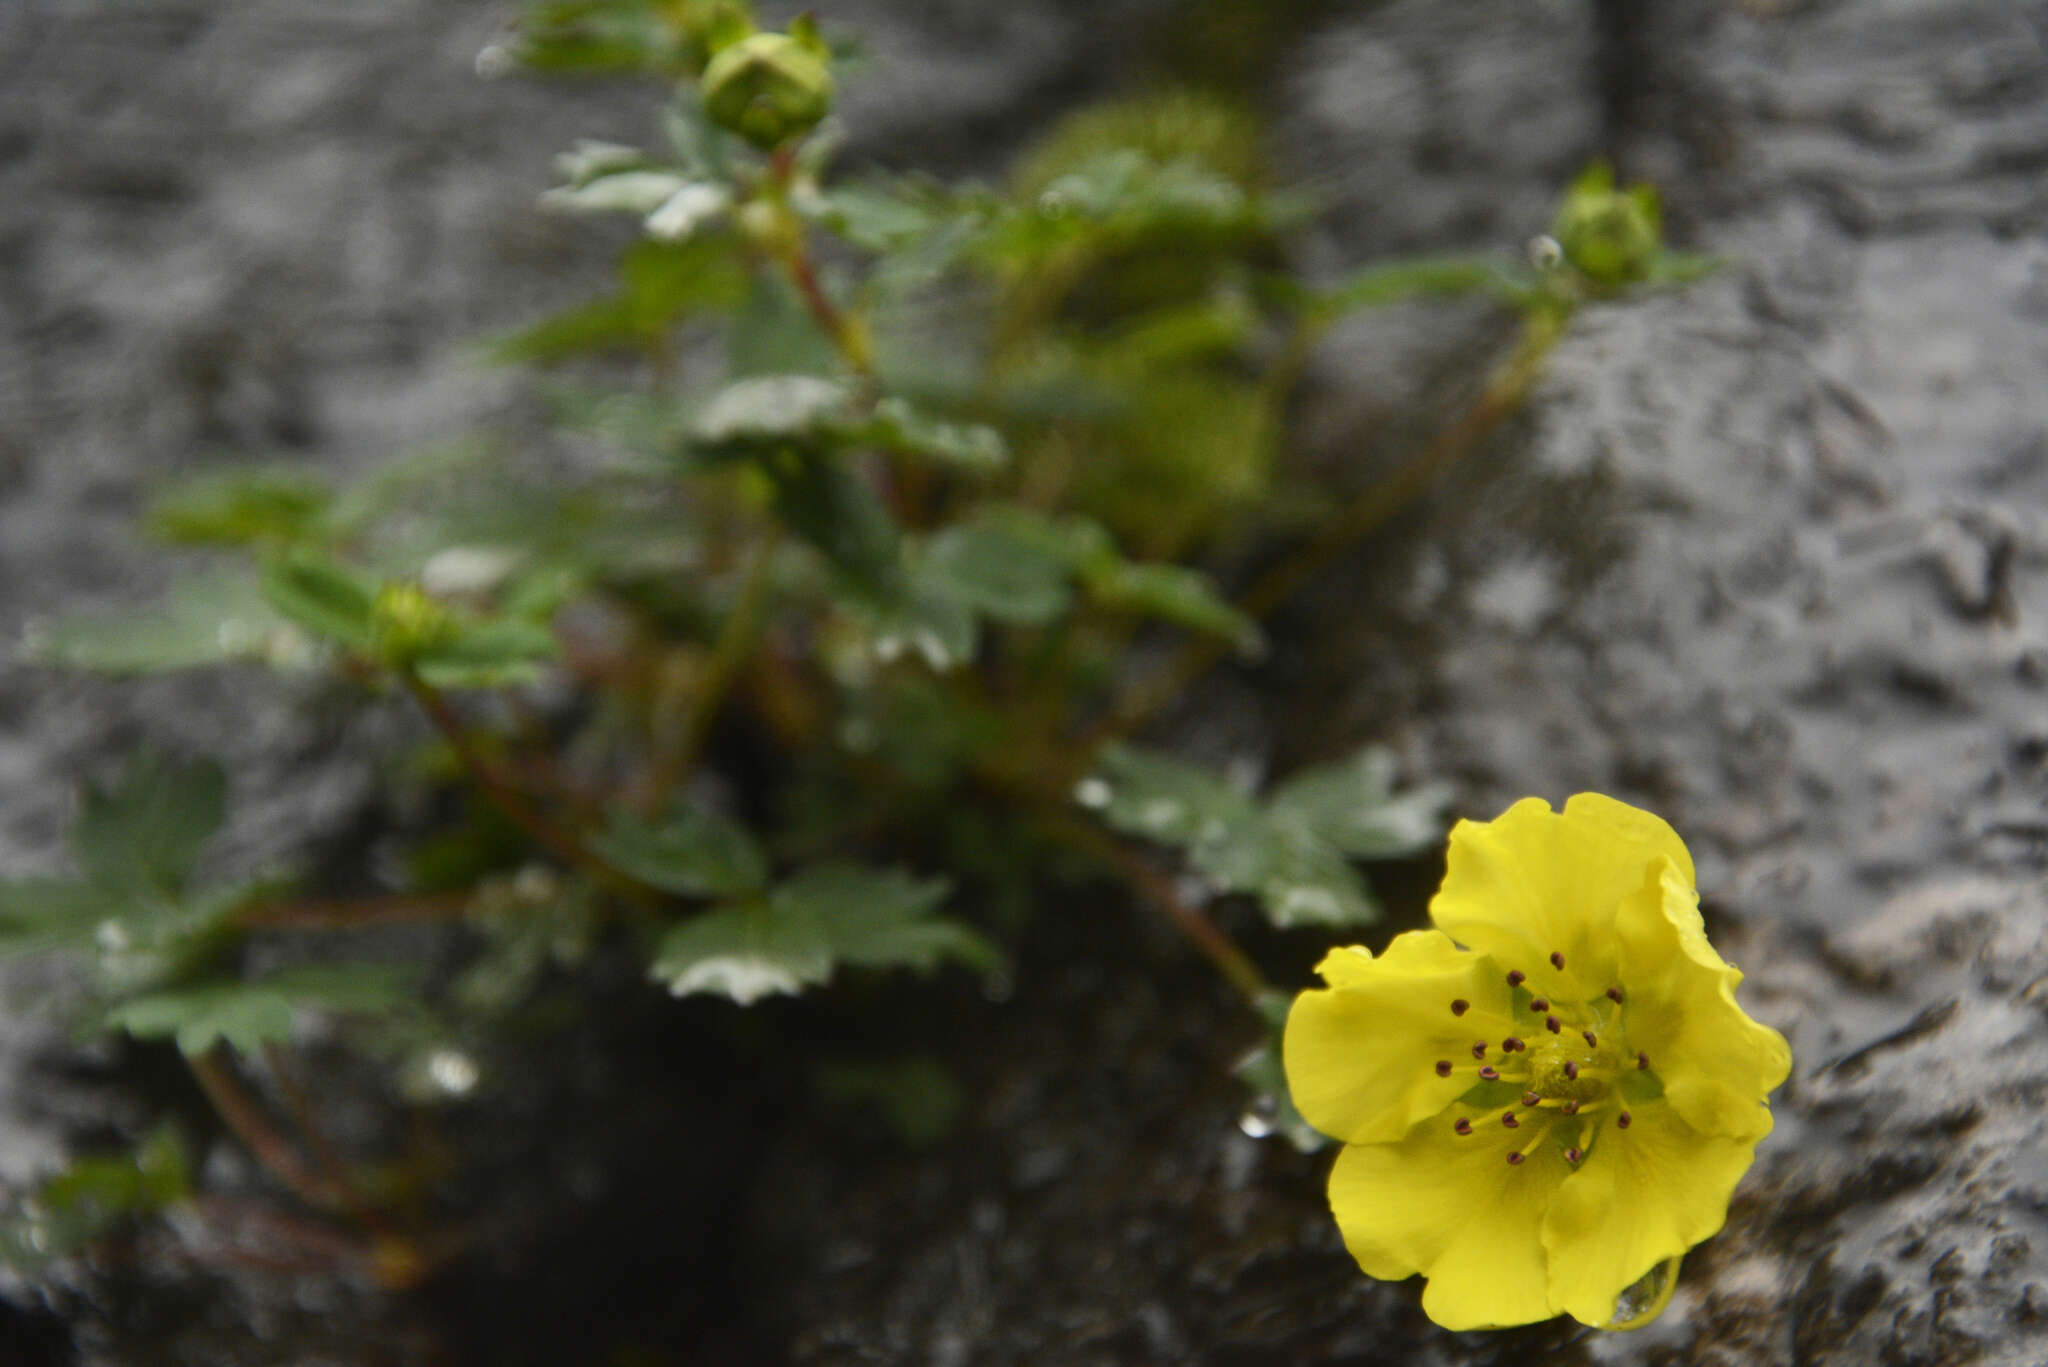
1551, 163, 1662, 291
701, 30, 833, 150
371, 582, 456, 665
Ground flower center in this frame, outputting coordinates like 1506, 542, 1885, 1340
1437, 952, 1650, 1166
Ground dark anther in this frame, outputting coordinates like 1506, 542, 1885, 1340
1503, 1112, 1520, 1129
1506, 1152, 1526, 1166
1561, 1100, 1580, 1115
1451, 998, 1469, 1016
1617, 1111, 1632, 1129
1454, 1117, 1473, 1135
1564, 1147, 1583, 1164
1607, 986, 1625, 1003
1502, 1037, 1524, 1053
1546, 1016, 1562, 1034
1563, 1060, 1579, 1080
1435, 1060, 1453, 1077
1522, 1091, 1542, 1108
1528, 997, 1550, 1013
1472, 1042, 1488, 1059
1479, 1065, 1500, 1081
1582, 1030, 1598, 1048
1550, 951, 1566, 970
1636, 1051, 1650, 1070
1507, 970, 1526, 987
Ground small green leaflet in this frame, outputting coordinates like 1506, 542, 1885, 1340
259, 550, 378, 650
29, 573, 300, 675
1082, 744, 1450, 929
0, 1125, 189, 1272
73, 754, 226, 903
648, 864, 998, 1004
588, 801, 769, 899
106, 963, 416, 1057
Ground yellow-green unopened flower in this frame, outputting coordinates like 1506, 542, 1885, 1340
1283, 794, 1790, 1332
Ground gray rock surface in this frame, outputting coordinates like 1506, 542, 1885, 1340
4, 0, 2048, 1363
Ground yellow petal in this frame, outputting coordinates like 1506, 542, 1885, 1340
1285, 931, 1514, 1145
1614, 860, 1792, 1138
1428, 794, 1691, 1000
1328, 1119, 1563, 1330
1541, 1100, 1768, 1327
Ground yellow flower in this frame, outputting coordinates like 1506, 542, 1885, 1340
1282, 794, 1790, 1332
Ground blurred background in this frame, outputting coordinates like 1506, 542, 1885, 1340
5, 1, 2048, 1363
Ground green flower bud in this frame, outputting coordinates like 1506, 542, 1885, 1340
1551, 163, 1662, 291
371, 582, 457, 665
701, 30, 834, 150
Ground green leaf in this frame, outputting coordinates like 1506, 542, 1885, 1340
259, 551, 378, 650
146, 468, 332, 548
492, 238, 747, 365
0, 1125, 189, 1271
767, 449, 901, 592
1295, 255, 1508, 324
917, 524, 1073, 626
1253, 835, 1379, 929
1084, 744, 1260, 853
542, 169, 693, 215
773, 864, 998, 975
1084, 745, 1390, 929
804, 183, 940, 251
412, 617, 559, 689
1266, 747, 1451, 860
589, 801, 768, 899
29, 573, 300, 675
862, 580, 979, 672
73, 755, 226, 902
693, 374, 852, 452
730, 272, 838, 379
106, 963, 416, 1057
1082, 559, 1257, 647
648, 899, 834, 1004
854, 398, 1008, 474
0, 878, 110, 960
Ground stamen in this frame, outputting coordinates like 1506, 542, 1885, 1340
1528, 997, 1550, 1013
1501, 1037, 1525, 1052
1636, 1052, 1650, 1070
1563, 1146, 1584, 1164
1560, 1100, 1580, 1115
1506, 970, 1526, 987
1506, 1152, 1525, 1166
1607, 986, 1624, 1003
1435, 1060, 1453, 1077
1478, 1066, 1500, 1081
1502, 1112, 1520, 1129
1522, 1091, 1542, 1108
1616, 1111, 1632, 1129
1582, 1030, 1599, 1048
1450, 998, 1469, 1016
1546, 1016, 1562, 1033
1454, 1117, 1473, 1135
1563, 1061, 1579, 1080
1550, 951, 1566, 970
1471, 1041, 1487, 1060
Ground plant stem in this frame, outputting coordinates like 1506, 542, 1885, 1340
187, 1049, 342, 1214
1050, 817, 1270, 1003
399, 670, 641, 896
1088, 307, 1571, 752
235, 892, 472, 931
630, 531, 780, 815
262, 1044, 404, 1244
